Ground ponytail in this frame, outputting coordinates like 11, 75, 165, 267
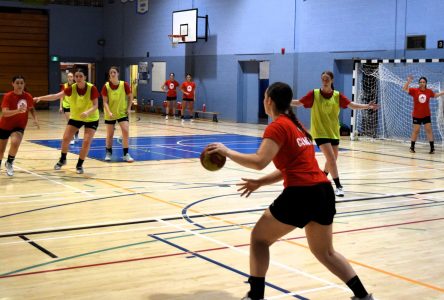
286, 109, 312, 141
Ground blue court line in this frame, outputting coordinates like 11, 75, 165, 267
150, 234, 309, 300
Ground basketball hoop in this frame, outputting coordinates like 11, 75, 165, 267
168, 34, 186, 48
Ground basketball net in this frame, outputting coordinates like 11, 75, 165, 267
168, 35, 185, 48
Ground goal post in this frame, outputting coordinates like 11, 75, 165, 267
351, 58, 444, 144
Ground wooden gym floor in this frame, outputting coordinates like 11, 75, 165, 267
0, 111, 443, 300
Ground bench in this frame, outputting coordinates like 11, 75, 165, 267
194, 110, 219, 122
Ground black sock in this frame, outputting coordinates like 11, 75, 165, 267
247, 276, 265, 300
333, 177, 342, 188
60, 152, 67, 162
7, 155, 15, 164
123, 148, 129, 156
76, 159, 84, 168
346, 275, 368, 299
410, 141, 415, 149
430, 141, 434, 150
324, 171, 329, 177
106, 147, 112, 154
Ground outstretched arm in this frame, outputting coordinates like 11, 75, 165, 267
34, 91, 65, 103
347, 101, 379, 110
403, 75, 413, 92
291, 99, 304, 107
434, 91, 444, 98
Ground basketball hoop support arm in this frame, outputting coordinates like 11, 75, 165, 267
198, 14, 208, 42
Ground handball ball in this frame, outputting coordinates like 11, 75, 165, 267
200, 146, 226, 171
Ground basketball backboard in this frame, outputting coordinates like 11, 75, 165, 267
172, 9, 198, 43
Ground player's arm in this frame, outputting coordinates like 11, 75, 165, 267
80, 98, 99, 118
403, 75, 413, 92
291, 99, 304, 107
1, 106, 26, 117
347, 101, 378, 110
236, 169, 283, 198
434, 91, 444, 98
208, 138, 279, 171
161, 82, 167, 92
34, 91, 65, 102
59, 96, 63, 112
29, 107, 40, 129
102, 95, 113, 117
127, 92, 133, 115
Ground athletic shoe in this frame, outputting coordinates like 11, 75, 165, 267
76, 167, 84, 174
241, 294, 263, 300
54, 160, 66, 170
335, 187, 344, 197
165, 115, 169, 120
351, 294, 374, 300
429, 148, 435, 154
70, 139, 75, 145
5, 161, 14, 176
123, 153, 134, 162
104, 152, 112, 161
409, 147, 415, 153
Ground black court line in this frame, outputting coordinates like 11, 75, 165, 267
19, 235, 58, 258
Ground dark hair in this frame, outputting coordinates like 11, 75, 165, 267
169, 72, 175, 76
321, 70, 335, 90
266, 82, 312, 141
186, 73, 192, 77
109, 66, 120, 73
74, 68, 86, 76
419, 76, 427, 87
12, 75, 25, 83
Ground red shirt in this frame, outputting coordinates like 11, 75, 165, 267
64, 84, 100, 99
0, 91, 34, 130
101, 81, 131, 97
263, 115, 329, 187
300, 89, 351, 108
408, 88, 435, 118
181, 81, 196, 99
164, 80, 179, 97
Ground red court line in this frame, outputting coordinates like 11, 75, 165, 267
2, 217, 444, 293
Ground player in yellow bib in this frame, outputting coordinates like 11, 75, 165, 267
34, 68, 100, 174
102, 66, 134, 162
292, 71, 378, 197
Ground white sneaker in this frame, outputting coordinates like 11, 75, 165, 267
105, 152, 112, 161
123, 153, 134, 162
70, 139, 75, 145
165, 115, 169, 120
5, 161, 14, 176
54, 160, 66, 170
335, 187, 344, 197
76, 167, 84, 174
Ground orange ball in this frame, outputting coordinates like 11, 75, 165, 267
200, 146, 226, 171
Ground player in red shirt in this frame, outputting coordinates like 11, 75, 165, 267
208, 82, 373, 300
0, 75, 39, 176
161, 73, 179, 120
403, 75, 444, 154
180, 74, 196, 121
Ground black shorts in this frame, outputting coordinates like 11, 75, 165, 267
63, 107, 70, 113
413, 116, 431, 125
0, 128, 24, 140
68, 119, 99, 130
166, 96, 177, 101
269, 182, 336, 228
105, 116, 129, 125
315, 138, 340, 146
183, 98, 194, 102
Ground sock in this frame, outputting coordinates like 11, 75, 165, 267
430, 141, 434, 150
106, 147, 112, 154
123, 148, 129, 156
323, 171, 329, 177
60, 152, 67, 162
7, 155, 15, 164
346, 275, 368, 299
333, 177, 342, 189
410, 141, 415, 149
76, 159, 84, 168
247, 276, 265, 300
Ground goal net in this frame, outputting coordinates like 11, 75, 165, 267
352, 59, 444, 144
